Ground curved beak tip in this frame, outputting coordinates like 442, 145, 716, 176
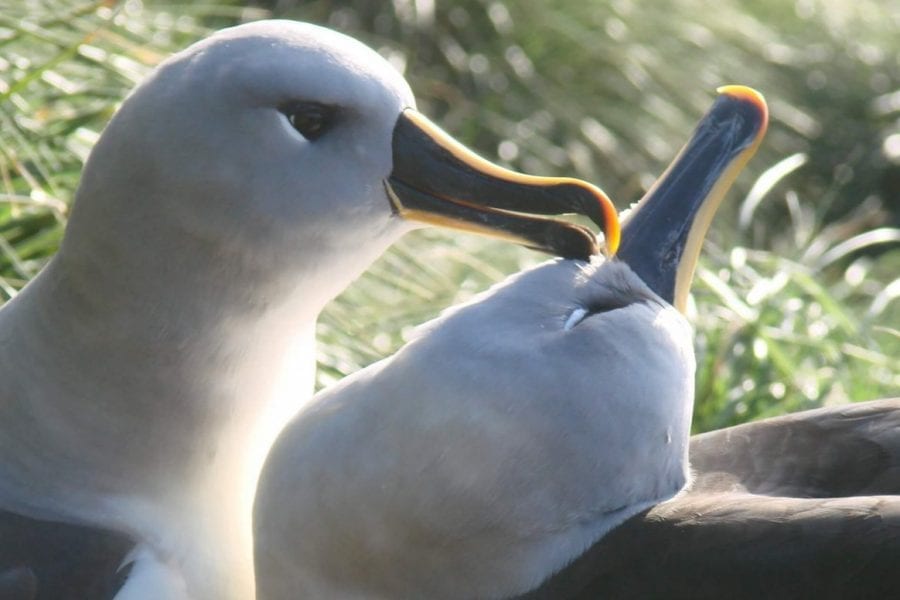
616, 85, 769, 310
602, 194, 621, 256
716, 85, 769, 143
388, 109, 620, 260
717, 85, 768, 115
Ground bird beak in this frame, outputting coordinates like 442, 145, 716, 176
386, 108, 620, 259
615, 85, 768, 312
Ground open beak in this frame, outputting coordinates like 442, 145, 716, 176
615, 85, 768, 312
386, 109, 620, 260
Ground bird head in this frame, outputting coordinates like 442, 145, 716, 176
253, 86, 768, 599
62, 20, 618, 312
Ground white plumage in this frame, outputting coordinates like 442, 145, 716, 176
0, 20, 616, 599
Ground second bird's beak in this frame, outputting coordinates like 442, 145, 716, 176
615, 85, 769, 312
386, 109, 620, 260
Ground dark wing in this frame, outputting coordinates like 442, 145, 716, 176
0, 566, 37, 600
518, 399, 900, 599
690, 398, 900, 497
519, 494, 900, 600
0, 509, 133, 600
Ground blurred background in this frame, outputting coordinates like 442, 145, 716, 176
1, 0, 897, 431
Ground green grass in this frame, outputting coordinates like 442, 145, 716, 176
1, 0, 897, 432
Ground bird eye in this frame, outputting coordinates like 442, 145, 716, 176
281, 102, 335, 141
563, 297, 638, 330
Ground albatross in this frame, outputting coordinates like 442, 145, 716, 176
252, 86, 771, 598
0, 20, 619, 599
258, 84, 900, 598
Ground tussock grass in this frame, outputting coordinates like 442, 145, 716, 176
2, 0, 897, 432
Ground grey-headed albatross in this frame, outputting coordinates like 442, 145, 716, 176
256, 85, 900, 598
519, 93, 900, 599
0, 20, 619, 600
252, 87, 828, 598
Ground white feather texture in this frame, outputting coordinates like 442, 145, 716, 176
115, 546, 190, 600
0, 20, 415, 599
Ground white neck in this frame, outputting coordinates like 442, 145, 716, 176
0, 243, 325, 598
